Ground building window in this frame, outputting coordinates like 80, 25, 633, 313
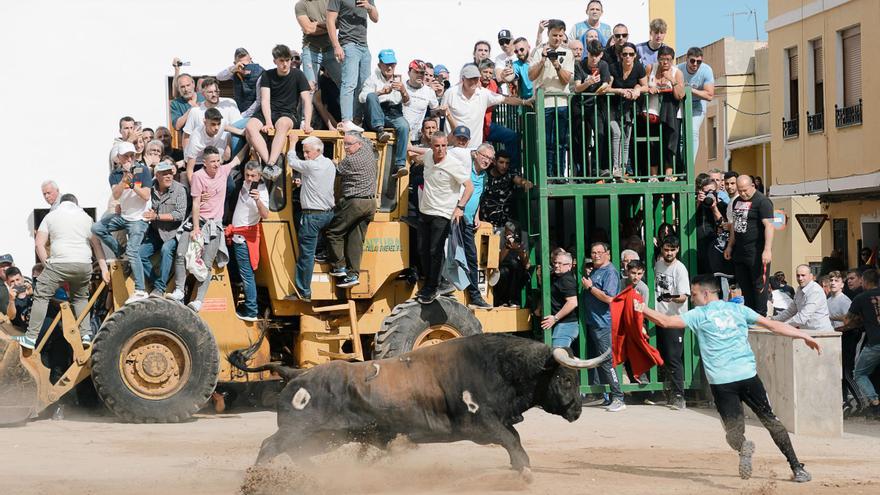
833, 219, 848, 265
836, 25, 862, 128
707, 116, 717, 160
807, 38, 824, 134
783, 46, 799, 139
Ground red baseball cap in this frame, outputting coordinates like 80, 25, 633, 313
408, 59, 426, 72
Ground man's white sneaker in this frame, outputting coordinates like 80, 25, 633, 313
166, 289, 184, 302
187, 301, 202, 313
339, 120, 364, 133
125, 290, 149, 304
606, 399, 627, 412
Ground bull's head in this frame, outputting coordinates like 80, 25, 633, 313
540, 348, 611, 422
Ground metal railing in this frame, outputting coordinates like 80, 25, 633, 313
782, 117, 799, 139
807, 112, 824, 134
835, 99, 863, 128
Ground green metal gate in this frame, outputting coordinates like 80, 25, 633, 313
494, 88, 701, 394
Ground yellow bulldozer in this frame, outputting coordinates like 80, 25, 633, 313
0, 130, 531, 425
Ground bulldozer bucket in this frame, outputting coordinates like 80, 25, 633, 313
0, 328, 40, 425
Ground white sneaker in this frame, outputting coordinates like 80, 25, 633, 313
606, 399, 627, 412
166, 289, 184, 302
340, 120, 364, 133
187, 300, 202, 313
125, 290, 149, 304
236, 313, 258, 322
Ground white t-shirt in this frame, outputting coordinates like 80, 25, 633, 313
654, 258, 691, 316
528, 43, 576, 107
38, 201, 94, 264
420, 153, 469, 219
231, 182, 270, 227
183, 98, 242, 135
402, 82, 439, 142
441, 84, 505, 147
184, 126, 230, 164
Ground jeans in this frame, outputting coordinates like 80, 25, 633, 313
364, 93, 409, 166
139, 231, 177, 293
92, 214, 149, 290
295, 210, 334, 297
587, 324, 623, 400
302, 44, 342, 86
25, 262, 92, 341
231, 241, 257, 317
545, 107, 569, 177
552, 321, 580, 349
419, 213, 452, 295
690, 113, 705, 159
230, 118, 249, 157
457, 221, 480, 298
325, 197, 375, 276
854, 343, 880, 402
340, 43, 371, 122
610, 120, 633, 176
487, 122, 521, 173
711, 375, 801, 470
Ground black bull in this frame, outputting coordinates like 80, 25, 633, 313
229, 334, 608, 478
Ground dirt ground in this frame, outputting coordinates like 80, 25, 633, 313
2, 403, 879, 495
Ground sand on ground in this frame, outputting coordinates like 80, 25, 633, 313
1, 403, 878, 495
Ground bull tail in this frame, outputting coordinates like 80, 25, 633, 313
226, 322, 302, 381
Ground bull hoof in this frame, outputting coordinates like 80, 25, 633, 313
518, 467, 534, 484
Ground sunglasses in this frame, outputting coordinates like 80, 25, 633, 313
515, 47, 528, 53
499, 39, 511, 45
293, 56, 302, 62
621, 52, 636, 57
614, 33, 629, 38
688, 58, 703, 65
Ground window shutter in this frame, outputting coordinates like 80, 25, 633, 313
843, 26, 861, 107
813, 39, 823, 83
788, 47, 798, 81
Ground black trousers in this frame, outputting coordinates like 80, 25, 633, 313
457, 221, 480, 298
711, 375, 801, 470
658, 328, 685, 397
418, 213, 451, 294
842, 329, 864, 403
734, 257, 770, 316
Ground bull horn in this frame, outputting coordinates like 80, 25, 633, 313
552, 347, 611, 369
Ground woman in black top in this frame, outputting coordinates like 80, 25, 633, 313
606, 42, 647, 178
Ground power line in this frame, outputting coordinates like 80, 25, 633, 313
724, 102, 770, 116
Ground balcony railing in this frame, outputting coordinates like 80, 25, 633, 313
782, 117, 799, 139
835, 99, 863, 128
806, 112, 824, 134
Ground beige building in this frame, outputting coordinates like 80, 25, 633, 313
767, 0, 878, 270
684, 37, 771, 181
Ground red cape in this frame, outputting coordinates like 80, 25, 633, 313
611, 285, 664, 377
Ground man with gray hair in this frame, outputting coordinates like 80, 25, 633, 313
458, 142, 495, 309
41, 180, 60, 210
326, 131, 378, 289
140, 161, 187, 298
772, 264, 832, 330
620, 249, 640, 272
286, 134, 337, 302
13, 194, 109, 349
708, 168, 730, 203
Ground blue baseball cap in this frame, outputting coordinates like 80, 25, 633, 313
434, 64, 449, 76
378, 49, 397, 64
452, 125, 471, 140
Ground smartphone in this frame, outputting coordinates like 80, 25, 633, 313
250, 182, 259, 191
505, 59, 513, 69
393, 74, 402, 83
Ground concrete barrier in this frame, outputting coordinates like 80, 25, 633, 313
747, 328, 842, 437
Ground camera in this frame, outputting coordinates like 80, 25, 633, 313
13, 284, 27, 294
173, 60, 191, 68
546, 49, 566, 62
702, 191, 716, 207
658, 293, 679, 302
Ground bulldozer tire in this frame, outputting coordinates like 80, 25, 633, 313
91, 298, 219, 423
373, 297, 482, 360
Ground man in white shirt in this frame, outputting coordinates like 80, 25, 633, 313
184, 108, 231, 182
773, 264, 833, 330
92, 141, 153, 303
653, 235, 691, 410
41, 180, 61, 210
359, 48, 409, 177
13, 194, 109, 349
228, 161, 269, 321
183, 77, 245, 154
825, 270, 852, 330
402, 59, 440, 144
494, 29, 516, 85
417, 132, 473, 305
285, 134, 337, 302
442, 63, 529, 148
530, 18, 575, 177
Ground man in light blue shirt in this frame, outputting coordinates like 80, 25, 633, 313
569, 0, 612, 47
677, 47, 715, 158
458, 142, 495, 310
637, 273, 820, 484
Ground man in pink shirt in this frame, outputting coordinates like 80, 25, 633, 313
167, 146, 234, 312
